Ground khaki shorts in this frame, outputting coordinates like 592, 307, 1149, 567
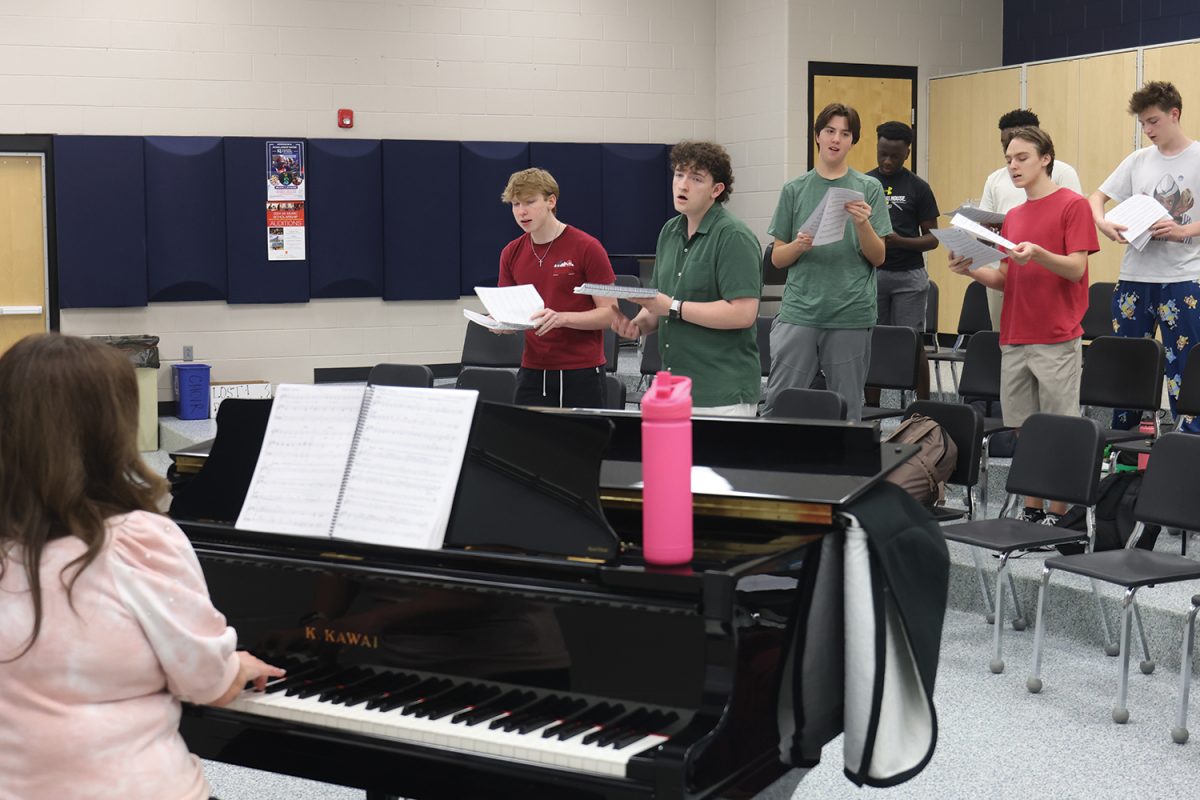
1000, 338, 1082, 428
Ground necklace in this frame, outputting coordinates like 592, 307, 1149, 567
530, 224, 564, 267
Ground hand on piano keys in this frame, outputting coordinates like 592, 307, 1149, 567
211, 651, 287, 707
220, 657, 685, 778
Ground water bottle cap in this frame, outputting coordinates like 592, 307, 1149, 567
642, 371, 692, 419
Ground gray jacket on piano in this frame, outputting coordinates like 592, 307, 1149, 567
777, 481, 949, 787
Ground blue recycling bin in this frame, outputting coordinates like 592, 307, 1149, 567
173, 363, 211, 420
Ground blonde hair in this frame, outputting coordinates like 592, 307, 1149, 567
500, 168, 560, 214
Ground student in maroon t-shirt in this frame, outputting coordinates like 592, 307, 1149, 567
496, 168, 617, 408
948, 126, 1098, 525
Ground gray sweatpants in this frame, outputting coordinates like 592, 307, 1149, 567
763, 320, 872, 421
876, 268, 929, 331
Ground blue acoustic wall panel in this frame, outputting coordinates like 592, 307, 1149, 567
381, 140, 460, 300
529, 142, 603, 242
308, 139, 384, 298
224, 137, 309, 304
459, 141, 529, 293
145, 137, 227, 302
600, 144, 670, 258
55, 135, 148, 308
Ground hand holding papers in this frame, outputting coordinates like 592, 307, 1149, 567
799, 188, 866, 246
466, 284, 545, 330
932, 228, 1007, 270
1104, 194, 1172, 251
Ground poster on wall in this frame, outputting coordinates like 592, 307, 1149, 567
266, 141, 305, 201
267, 201, 306, 261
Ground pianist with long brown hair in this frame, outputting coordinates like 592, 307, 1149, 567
0, 333, 284, 800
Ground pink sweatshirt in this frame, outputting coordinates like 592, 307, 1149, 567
0, 511, 239, 800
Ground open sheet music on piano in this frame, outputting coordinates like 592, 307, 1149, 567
235, 383, 478, 549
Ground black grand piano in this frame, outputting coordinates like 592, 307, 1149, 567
169, 400, 917, 799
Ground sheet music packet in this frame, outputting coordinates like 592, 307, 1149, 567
950, 213, 1017, 250
1105, 194, 1172, 252
931, 228, 1007, 270
947, 203, 1007, 227
464, 284, 544, 330
573, 282, 659, 299
798, 188, 865, 246
236, 383, 478, 550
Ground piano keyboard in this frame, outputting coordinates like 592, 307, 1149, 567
224, 662, 684, 778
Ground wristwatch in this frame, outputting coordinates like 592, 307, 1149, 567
669, 298, 682, 321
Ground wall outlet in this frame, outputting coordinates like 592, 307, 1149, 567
182, 345, 193, 362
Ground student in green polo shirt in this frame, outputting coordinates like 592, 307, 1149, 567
762, 102, 892, 421
612, 140, 762, 415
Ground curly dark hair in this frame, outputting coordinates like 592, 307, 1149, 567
876, 121, 913, 144
670, 140, 734, 204
1129, 80, 1182, 117
998, 108, 1040, 130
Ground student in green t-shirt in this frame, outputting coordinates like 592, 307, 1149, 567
762, 102, 892, 421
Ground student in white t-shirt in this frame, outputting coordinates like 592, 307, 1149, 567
1090, 80, 1200, 433
978, 109, 1083, 329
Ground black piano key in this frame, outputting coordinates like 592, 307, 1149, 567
294, 667, 371, 699
263, 663, 326, 694
514, 697, 587, 735
312, 668, 378, 702
610, 712, 678, 750
422, 684, 501, 721
452, 689, 536, 726
583, 708, 650, 746
543, 702, 626, 741
376, 677, 453, 713
490, 695, 561, 732
363, 673, 425, 710
401, 682, 477, 717
323, 671, 398, 705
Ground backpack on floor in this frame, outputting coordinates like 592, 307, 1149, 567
1054, 471, 1160, 555
883, 414, 958, 507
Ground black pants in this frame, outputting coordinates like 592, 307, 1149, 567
515, 366, 605, 408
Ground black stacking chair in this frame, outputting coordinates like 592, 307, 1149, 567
768, 387, 847, 420
955, 330, 1015, 515
635, 331, 662, 395
861, 325, 921, 421
927, 281, 992, 394
1027, 433, 1200, 731
604, 328, 619, 373
604, 374, 626, 410
1081, 281, 1116, 342
941, 413, 1108, 674
925, 281, 948, 396
757, 316, 772, 377
367, 363, 434, 388
762, 242, 786, 304
903, 400, 984, 523
455, 366, 518, 404
1111, 343, 1200, 464
461, 321, 524, 368
613, 273, 643, 327
1079, 335, 1165, 446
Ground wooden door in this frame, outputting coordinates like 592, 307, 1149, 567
0, 154, 49, 353
810, 69, 917, 174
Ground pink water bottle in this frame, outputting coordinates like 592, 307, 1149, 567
641, 371, 693, 565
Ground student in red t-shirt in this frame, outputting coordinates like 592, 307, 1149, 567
496, 168, 618, 408
948, 126, 1098, 525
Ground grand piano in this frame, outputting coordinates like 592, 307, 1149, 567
169, 399, 917, 799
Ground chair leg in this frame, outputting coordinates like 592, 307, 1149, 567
980, 435, 991, 518
1173, 598, 1200, 744
970, 546, 995, 622
949, 361, 960, 395
991, 553, 1011, 673
1008, 571, 1028, 630
1027, 565, 1053, 693
1132, 599, 1155, 674
1091, 578, 1117, 656
934, 361, 944, 397
1114, 586, 1139, 724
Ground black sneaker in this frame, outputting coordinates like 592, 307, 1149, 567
1018, 507, 1046, 523
1040, 512, 1063, 527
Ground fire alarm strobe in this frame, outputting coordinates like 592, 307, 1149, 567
338, 108, 354, 128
